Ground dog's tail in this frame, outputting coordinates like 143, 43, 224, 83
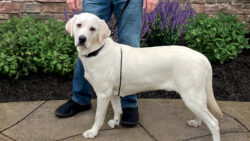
206, 67, 223, 118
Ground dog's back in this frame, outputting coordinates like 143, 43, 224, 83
117, 45, 211, 95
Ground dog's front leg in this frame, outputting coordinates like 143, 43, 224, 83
108, 95, 122, 128
83, 95, 111, 138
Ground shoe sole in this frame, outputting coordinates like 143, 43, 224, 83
121, 121, 139, 127
54, 111, 78, 118
55, 105, 91, 118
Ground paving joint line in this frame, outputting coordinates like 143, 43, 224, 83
183, 111, 250, 141
139, 122, 157, 141
0, 132, 16, 141
57, 133, 82, 141
1, 101, 47, 132
183, 133, 212, 141
183, 130, 249, 141
222, 111, 250, 132
58, 127, 123, 140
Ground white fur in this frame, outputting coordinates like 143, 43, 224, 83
66, 13, 223, 141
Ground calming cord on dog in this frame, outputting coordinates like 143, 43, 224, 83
118, 48, 123, 97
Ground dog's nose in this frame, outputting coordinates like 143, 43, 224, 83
79, 35, 86, 44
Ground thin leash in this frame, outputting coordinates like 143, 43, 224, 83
117, 46, 123, 97
113, 0, 130, 97
110, 0, 130, 37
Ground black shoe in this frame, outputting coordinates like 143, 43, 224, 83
121, 107, 139, 127
55, 99, 91, 118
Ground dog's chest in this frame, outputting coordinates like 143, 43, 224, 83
81, 56, 118, 85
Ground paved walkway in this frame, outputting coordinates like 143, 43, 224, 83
0, 99, 249, 141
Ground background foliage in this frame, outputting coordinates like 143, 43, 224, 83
0, 16, 76, 79
141, 0, 194, 46
0, 6, 249, 79
184, 13, 249, 64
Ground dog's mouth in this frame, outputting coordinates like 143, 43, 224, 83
77, 43, 88, 48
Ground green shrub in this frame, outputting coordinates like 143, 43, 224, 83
0, 16, 77, 79
184, 13, 249, 64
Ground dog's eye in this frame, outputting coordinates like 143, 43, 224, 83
90, 27, 96, 31
77, 24, 82, 28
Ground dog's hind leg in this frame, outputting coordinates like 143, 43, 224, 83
108, 95, 122, 128
182, 93, 220, 141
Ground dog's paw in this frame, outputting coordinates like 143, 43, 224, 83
187, 120, 201, 128
108, 119, 119, 128
83, 129, 98, 138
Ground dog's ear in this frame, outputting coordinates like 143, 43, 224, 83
65, 15, 77, 37
99, 20, 111, 42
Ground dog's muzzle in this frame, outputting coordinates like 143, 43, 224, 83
78, 35, 86, 46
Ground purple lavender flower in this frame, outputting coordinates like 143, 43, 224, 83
142, 0, 195, 37
64, 9, 69, 22
70, 10, 81, 18
64, 9, 81, 22
113, 27, 119, 42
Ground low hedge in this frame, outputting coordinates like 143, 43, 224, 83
184, 13, 249, 64
0, 16, 77, 79
0, 13, 249, 79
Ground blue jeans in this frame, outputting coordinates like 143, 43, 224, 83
72, 0, 143, 108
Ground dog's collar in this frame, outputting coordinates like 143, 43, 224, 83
82, 44, 105, 58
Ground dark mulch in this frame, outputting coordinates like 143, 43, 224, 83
0, 49, 249, 103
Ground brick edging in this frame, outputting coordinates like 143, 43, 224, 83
0, 0, 249, 28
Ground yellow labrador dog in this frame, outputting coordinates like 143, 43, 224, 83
66, 13, 223, 141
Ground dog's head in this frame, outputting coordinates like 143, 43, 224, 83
65, 13, 111, 51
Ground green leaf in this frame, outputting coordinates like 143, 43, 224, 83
4, 66, 9, 73
184, 12, 249, 64
56, 64, 62, 71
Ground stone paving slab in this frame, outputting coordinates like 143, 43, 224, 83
0, 99, 249, 141
218, 101, 250, 131
0, 101, 44, 131
190, 133, 250, 141
138, 99, 249, 141
0, 134, 12, 141
62, 127, 154, 141
3, 100, 112, 141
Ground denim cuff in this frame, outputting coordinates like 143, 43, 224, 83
121, 103, 138, 108
72, 94, 91, 105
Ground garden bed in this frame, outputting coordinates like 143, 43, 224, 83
0, 48, 249, 103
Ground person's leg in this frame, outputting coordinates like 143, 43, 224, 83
55, 59, 92, 117
112, 0, 143, 108
112, 0, 143, 126
71, 58, 91, 105
83, 0, 112, 22
55, 0, 113, 117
